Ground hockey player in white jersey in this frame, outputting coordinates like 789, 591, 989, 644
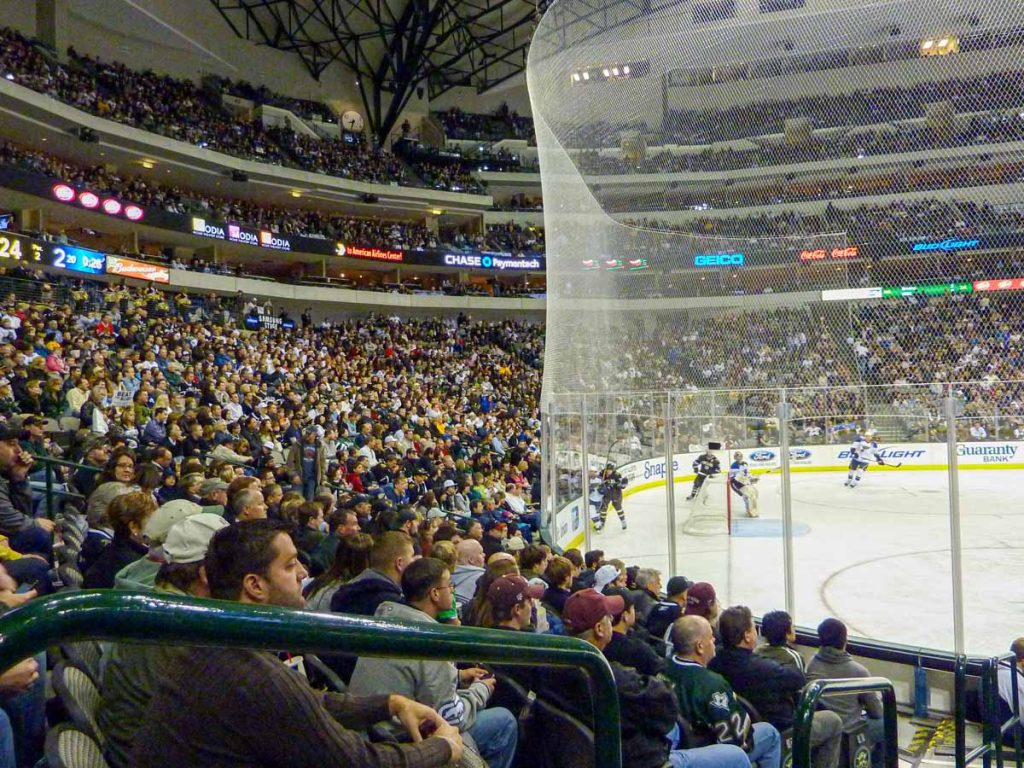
728, 451, 759, 517
845, 434, 883, 487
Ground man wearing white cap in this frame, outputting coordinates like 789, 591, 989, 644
99, 512, 228, 768
593, 563, 624, 594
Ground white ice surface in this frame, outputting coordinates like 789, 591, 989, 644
589, 469, 1023, 654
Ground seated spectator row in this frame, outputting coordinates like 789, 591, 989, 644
574, 113, 1024, 175
0, 140, 435, 249
434, 105, 535, 143
0, 27, 480, 194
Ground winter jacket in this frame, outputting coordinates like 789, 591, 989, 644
451, 564, 484, 611
709, 646, 805, 730
330, 568, 403, 617
0, 476, 36, 536
806, 646, 883, 730
347, 601, 492, 731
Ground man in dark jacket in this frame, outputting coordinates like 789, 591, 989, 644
331, 531, 414, 616
603, 588, 664, 676
710, 606, 841, 768
558, 589, 749, 768
0, 426, 54, 558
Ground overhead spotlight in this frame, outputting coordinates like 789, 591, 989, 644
622, 65, 630, 75
582, 71, 589, 80
602, 68, 611, 77
572, 73, 581, 82
611, 67, 620, 76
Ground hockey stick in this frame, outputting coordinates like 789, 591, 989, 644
875, 459, 902, 468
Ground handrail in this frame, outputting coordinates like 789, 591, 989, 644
792, 677, 897, 768
954, 652, 1022, 768
0, 591, 622, 768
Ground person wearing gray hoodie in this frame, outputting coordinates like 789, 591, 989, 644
451, 539, 486, 614
348, 557, 518, 768
807, 618, 885, 763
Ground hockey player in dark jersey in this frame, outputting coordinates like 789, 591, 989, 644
686, 442, 721, 502
596, 462, 628, 531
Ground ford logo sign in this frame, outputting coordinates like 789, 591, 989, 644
749, 450, 775, 462
789, 448, 812, 460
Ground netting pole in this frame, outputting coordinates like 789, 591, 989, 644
944, 395, 965, 655
665, 393, 678, 579
540, 408, 553, 542
581, 394, 592, 556
725, 442, 732, 536
777, 390, 796, 618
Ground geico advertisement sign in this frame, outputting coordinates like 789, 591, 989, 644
957, 442, 1019, 463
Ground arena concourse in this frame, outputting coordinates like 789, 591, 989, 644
0, 1, 1018, 767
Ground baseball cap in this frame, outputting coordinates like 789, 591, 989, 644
164, 513, 229, 564
483, 518, 506, 532
144, 499, 203, 545
562, 589, 625, 634
0, 424, 21, 441
684, 582, 717, 616
593, 564, 621, 593
666, 576, 695, 597
442, 479, 456, 489
200, 478, 229, 496
487, 574, 545, 612
20, 415, 43, 427
505, 533, 526, 552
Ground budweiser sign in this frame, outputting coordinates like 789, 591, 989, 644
105, 256, 170, 284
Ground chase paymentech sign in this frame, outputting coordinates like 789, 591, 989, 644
442, 253, 543, 270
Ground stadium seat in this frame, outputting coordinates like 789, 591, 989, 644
59, 642, 103, 686
532, 698, 595, 768
57, 565, 84, 591
44, 724, 109, 768
51, 662, 105, 745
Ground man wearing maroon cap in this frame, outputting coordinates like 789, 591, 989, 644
488, 575, 545, 631
684, 582, 720, 629
560, 590, 749, 768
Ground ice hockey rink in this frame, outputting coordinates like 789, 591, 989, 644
591, 468, 1024, 656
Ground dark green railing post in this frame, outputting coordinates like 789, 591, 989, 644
43, 460, 53, 519
0, 592, 622, 768
793, 678, 897, 768
983, 660, 995, 768
955, 654, 969, 768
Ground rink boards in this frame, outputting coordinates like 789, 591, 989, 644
553, 440, 1024, 550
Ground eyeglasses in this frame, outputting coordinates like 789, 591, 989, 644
435, 582, 453, 593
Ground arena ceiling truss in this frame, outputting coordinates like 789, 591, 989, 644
209, 0, 539, 140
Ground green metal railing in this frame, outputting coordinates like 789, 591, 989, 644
0, 591, 622, 768
793, 678, 898, 768
38, 455, 89, 518
954, 653, 1022, 768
